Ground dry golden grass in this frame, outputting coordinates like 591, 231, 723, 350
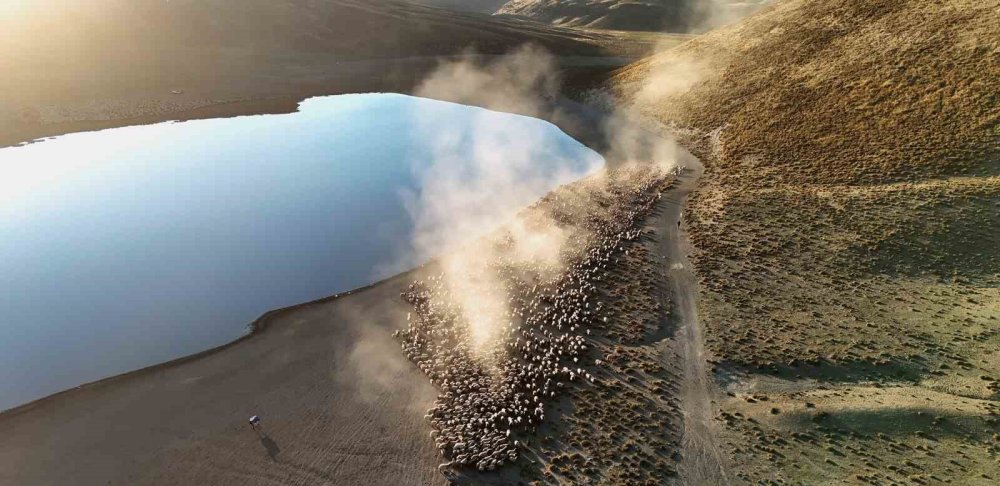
719, 384, 999, 484
614, 0, 998, 184
610, 0, 999, 482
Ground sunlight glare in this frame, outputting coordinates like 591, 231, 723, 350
0, 1, 33, 17
0, 126, 165, 212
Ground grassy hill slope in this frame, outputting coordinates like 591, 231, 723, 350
616, 0, 997, 183
613, 0, 999, 483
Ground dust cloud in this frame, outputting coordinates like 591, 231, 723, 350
415, 44, 561, 119
342, 0, 747, 467
620, 0, 771, 108
687, 1, 772, 33
344, 319, 438, 414
391, 43, 693, 358
404, 45, 602, 356
355, 2, 740, 370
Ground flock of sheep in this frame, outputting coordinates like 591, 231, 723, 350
394, 166, 674, 473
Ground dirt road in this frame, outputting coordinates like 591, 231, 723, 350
554, 101, 732, 483
657, 164, 733, 485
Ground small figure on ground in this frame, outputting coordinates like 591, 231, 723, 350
248, 415, 281, 460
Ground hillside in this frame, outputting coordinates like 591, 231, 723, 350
495, 0, 768, 32
613, 0, 999, 483
0, 0, 631, 147
498, 0, 691, 31
1, 0, 997, 483
410, 0, 509, 13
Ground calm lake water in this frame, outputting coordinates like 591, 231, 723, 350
0, 93, 602, 410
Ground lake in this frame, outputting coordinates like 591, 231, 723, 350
0, 93, 602, 411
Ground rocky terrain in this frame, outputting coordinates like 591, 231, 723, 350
613, 0, 999, 483
411, 0, 509, 13
496, 0, 768, 32
498, 0, 692, 31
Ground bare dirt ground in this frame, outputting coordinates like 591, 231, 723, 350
0, 273, 448, 485
659, 164, 733, 485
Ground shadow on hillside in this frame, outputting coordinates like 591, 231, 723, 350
781, 407, 997, 441
717, 354, 929, 384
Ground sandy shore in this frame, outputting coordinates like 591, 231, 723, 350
0, 270, 449, 485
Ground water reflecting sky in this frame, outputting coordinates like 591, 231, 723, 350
0, 93, 602, 410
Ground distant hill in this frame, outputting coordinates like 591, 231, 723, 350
0, 0, 606, 68
496, 0, 768, 32
0, 0, 618, 146
409, 0, 509, 13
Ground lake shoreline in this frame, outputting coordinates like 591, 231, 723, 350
0, 263, 423, 417
1, 57, 625, 150
0, 76, 631, 486
1, 93, 603, 413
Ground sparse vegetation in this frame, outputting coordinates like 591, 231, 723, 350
613, 0, 999, 482
2, 0, 996, 484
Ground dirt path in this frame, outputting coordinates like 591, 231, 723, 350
657, 164, 733, 485
554, 100, 732, 483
